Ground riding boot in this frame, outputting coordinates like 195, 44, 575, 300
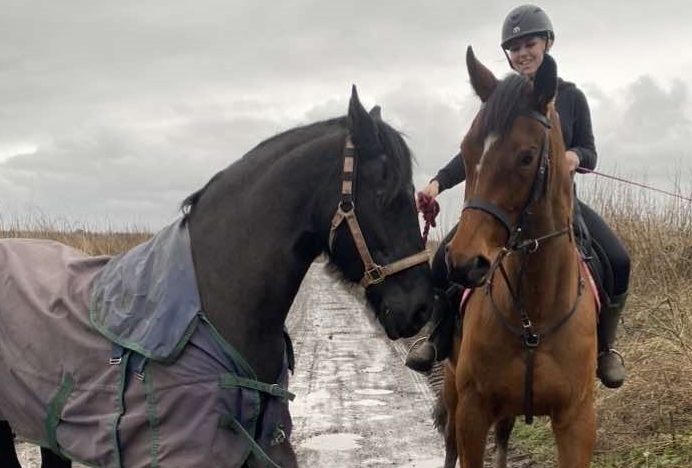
405, 286, 460, 373
596, 291, 627, 388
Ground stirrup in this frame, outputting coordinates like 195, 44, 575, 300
407, 336, 438, 362
599, 348, 624, 365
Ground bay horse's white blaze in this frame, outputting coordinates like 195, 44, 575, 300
474, 133, 498, 193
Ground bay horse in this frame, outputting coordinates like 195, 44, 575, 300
440, 48, 598, 468
0, 86, 434, 467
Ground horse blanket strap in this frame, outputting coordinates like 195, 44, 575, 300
329, 134, 430, 287
220, 374, 296, 401
0, 225, 293, 467
219, 415, 283, 468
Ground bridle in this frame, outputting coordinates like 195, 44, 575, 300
328, 135, 430, 288
461, 110, 584, 424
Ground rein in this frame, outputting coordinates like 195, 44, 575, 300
329, 135, 430, 287
462, 111, 582, 424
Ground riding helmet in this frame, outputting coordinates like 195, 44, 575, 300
501, 4, 554, 49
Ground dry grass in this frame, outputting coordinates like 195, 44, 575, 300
0, 218, 150, 255
589, 179, 692, 467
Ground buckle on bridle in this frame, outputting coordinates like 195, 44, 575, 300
363, 265, 385, 285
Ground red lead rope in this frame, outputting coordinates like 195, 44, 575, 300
417, 192, 440, 245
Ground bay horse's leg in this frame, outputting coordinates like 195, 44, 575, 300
552, 402, 596, 468
0, 420, 22, 468
494, 417, 515, 468
442, 366, 458, 468
456, 389, 491, 468
40, 447, 72, 468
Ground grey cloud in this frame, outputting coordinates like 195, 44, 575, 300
1, 0, 691, 229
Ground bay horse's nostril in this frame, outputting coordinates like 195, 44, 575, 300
448, 255, 491, 288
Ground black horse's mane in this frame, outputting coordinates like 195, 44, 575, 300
181, 115, 412, 216
479, 73, 532, 139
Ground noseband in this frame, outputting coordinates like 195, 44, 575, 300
329, 135, 430, 288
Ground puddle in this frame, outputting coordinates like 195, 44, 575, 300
354, 388, 393, 396
300, 433, 362, 451
367, 414, 393, 422
352, 398, 385, 407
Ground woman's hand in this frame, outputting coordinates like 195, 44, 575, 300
565, 150, 580, 173
416, 180, 440, 210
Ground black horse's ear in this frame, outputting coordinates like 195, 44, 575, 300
369, 105, 382, 120
466, 46, 498, 103
533, 53, 558, 113
348, 85, 380, 150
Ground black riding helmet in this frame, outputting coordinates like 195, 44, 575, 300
501, 4, 554, 49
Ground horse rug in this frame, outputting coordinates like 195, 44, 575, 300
0, 221, 292, 467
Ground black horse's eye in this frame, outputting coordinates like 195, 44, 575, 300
518, 150, 534, 167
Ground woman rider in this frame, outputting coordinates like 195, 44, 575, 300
406, 4, 630, 389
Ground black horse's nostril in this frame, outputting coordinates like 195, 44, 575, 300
413, 304, 431, 330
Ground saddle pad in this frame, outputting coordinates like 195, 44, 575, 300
90, 221, 202, 362
0, 236, 292, 467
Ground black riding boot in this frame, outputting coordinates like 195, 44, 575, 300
597, 291, 627, 388
405, 286, 459, 373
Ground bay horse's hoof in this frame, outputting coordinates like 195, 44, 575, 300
597, 350, 626, 388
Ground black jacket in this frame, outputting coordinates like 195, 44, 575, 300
433, 78, 597, 192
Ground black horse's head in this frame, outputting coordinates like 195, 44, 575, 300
327, 86, 433, 339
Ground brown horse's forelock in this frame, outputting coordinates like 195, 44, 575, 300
479, 73, 532, 140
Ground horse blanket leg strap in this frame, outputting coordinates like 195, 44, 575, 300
219, 374, 296, 401
219, 416, 283, 468
44, 374, 75, 455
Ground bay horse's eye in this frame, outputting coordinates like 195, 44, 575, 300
518, 150, 534, 167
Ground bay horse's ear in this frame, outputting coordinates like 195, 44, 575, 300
369, 105, 382, 120
466, 46, 498, 103
348, 85, 380, 149
532, 53, 558, 114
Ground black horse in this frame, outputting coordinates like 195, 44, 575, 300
1, 86, 433, 467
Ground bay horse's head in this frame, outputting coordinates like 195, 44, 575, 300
327, 87, 433, 339
447, 47, 572, 288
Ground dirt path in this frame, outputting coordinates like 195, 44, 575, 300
285, 264, 445, 467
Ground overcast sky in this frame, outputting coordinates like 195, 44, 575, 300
1, 0, 691, 231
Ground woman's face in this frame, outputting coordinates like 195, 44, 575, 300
506, 35, 550, 77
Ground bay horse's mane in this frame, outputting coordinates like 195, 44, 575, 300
180, 115, 413, 219
479, 73, 532, 139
